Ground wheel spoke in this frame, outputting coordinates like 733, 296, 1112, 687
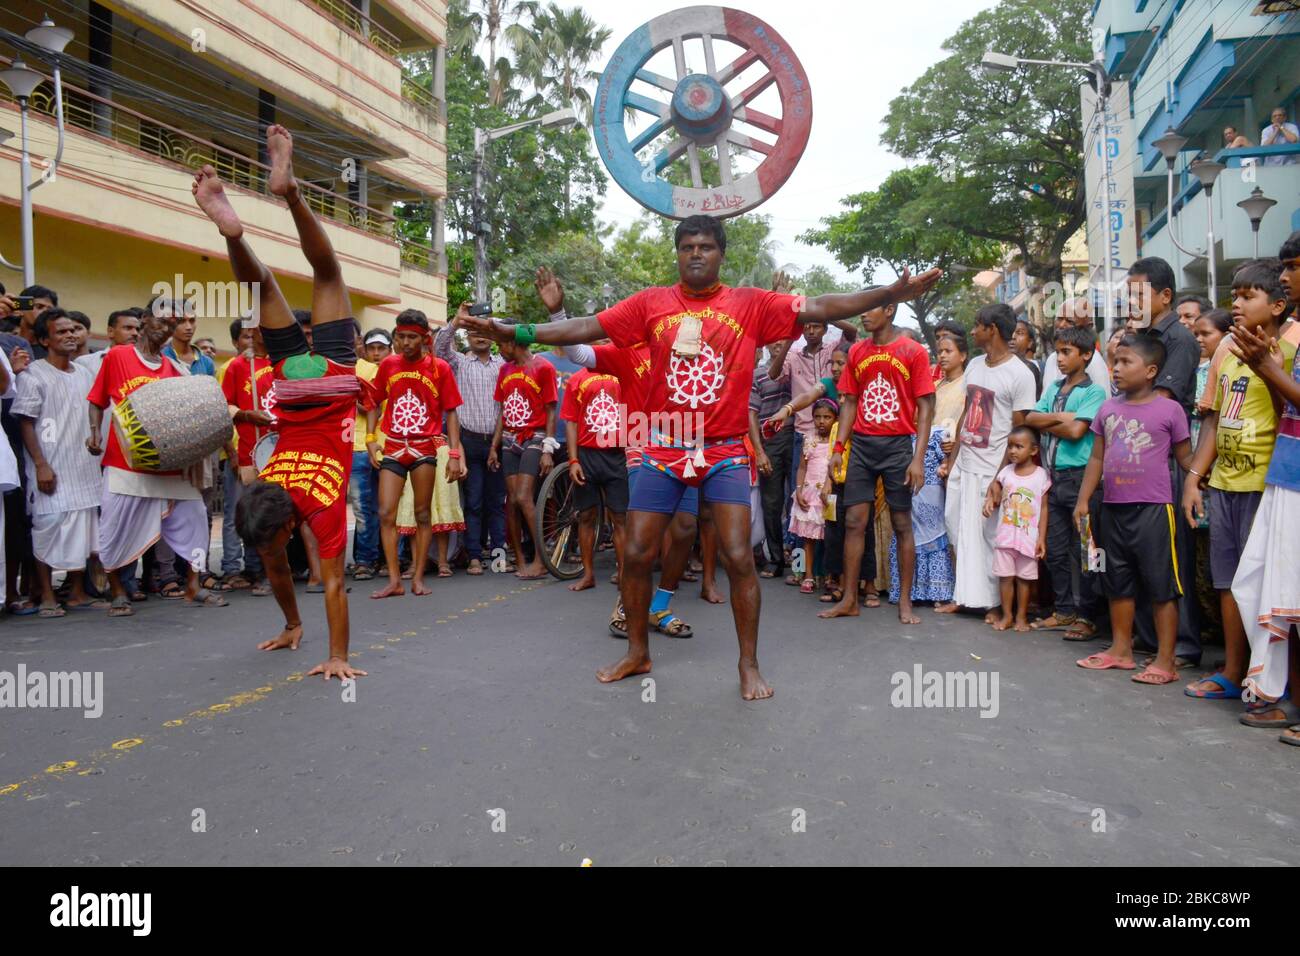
635, 67, 677, 92
551, 526, 571, 569
626, 90, 670, 118
724, 129, 774, 156
717, 139, 733, 183
687, 142, 703, 188
732, 71, 775, 110
672, 36, 687, 80
630, 115, 671, 153
702, 33, 717, 75
653, 137, 689, 173
733, 106, 782, 136
713, 48, 758, 85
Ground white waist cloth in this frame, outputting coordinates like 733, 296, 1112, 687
106, 465, 201, 500
1234, 484, 1300, 703
944, 464, 999, 609
32, 508, 98, 571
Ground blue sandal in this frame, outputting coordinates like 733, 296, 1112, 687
1184, 672, 1243, 700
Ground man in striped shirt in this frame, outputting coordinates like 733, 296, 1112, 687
435, 320, 506, 575
14, 310, 107, 615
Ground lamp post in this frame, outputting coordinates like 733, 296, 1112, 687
1237, 186, 1277, 258
982, 51, 1115, 340
472, 107, 579, 304
0, 18, 74, 286
1188, 158, 1225, 303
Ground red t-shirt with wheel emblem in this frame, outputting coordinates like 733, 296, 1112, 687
560, 368, 623, 449
839, 336, 935, 437
597, 284, 801, 442
493, 358, 558, 441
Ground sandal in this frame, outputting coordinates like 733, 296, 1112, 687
201, 574, 221, 590
1062, 619, 1098, 641
183, 588, 229, 608
1030, 612, 1077, 631
64, 599, 112, 611
862, 592, 881, 609
759, 566, 780, 579
306, 583, 325, 593
1132, 665, 1177, 685
651, 610, 693, 639
1184, 672, 1243, 700
352, 564, 376, 581
820, 588, 844, 604
1076, 653, 1136, 671
109, 595, 134, 617
130, 590, 148, 602
222, 574, 253, 591
799, 579, 815, 594
785, 573, 801, 587
38, 603, 66, 618
1240, 698, 1297, 728
7, 599, 38, 616
438, 566, 453, 578
608, 604, 628, 639
159, 582, 185, 600
1279, 725, 1300, 747
250, 580, 273, 597
467, 560, 484, 576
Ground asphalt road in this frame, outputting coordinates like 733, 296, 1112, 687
2, 556, 1297, 867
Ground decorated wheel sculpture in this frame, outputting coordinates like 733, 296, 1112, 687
593, 5, 812, 220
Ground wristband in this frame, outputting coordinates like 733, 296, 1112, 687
1188, 467, 1205, 481
446, 448, 461, 460
549, 309, 569, 322
515, 323, 537, 346
833, 441, 845, 454
541, 436, 560, 455
365, 433, 378, 444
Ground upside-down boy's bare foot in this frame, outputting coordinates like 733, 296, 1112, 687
265, 124, 298, 198
192, 166, 243, 239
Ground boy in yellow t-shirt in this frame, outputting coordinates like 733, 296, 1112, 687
1182, 259, 1295, 704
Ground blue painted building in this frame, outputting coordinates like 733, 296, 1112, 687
1092, 1, 1300, 300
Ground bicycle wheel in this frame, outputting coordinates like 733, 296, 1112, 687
534, 465, 584, 580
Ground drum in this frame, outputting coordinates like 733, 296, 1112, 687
253, 433, 279, 473
112, 375, 232, 472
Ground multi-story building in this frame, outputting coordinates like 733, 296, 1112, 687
1092, 0, 1300, 301
1, 0, 448, 354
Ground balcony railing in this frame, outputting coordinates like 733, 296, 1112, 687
0, 73, 406, 245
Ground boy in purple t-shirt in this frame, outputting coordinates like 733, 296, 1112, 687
1073, 335, 1193, 685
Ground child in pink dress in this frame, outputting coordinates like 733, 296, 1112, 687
983, 425, 1050, 631
790, 400, 837, 593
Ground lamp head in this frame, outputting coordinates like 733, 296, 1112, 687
26, 18, 74, 55
1236, 186, 1277, 227
1189, 158, 1225, 193
1152, 127, 1188, 167
981, 51, 1020, 77
540, 107, 579, 131
0, 60, 43, 100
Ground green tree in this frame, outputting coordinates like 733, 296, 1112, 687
450, 0, 541, 108
801, 165, 1001, 349
881, 0, 1092, 284
508, 3, 612, 124
787, 264, 856, 297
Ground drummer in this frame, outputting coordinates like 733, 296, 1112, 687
86, 298, 230, 616
192, 123, 365, 681
219, 317, 274, 593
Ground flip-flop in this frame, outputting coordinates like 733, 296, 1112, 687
64, 599, 112, 611
108, 595, 134, 617
799, 579, 815, 594
251, 581, 273, 596
38, 603, 66, 618
1184, 672, 1243, 700
1132, 665, 1177, 685
466, 561, 484, 576
183, 588, 228, 608
1076, 653, 1136, 671
1279, 725, 1300, 747
352, 566, 375, 581
651, 610, 693, 639
438, 567, 453, 578
7, 600, 38, 616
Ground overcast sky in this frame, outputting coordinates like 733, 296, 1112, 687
575, 0, 1000, 288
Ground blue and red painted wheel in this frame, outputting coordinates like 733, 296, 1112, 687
593, 6, 813, 220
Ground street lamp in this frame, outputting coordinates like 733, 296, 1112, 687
1189, 158, 1225, 302
984, 50, 1116, 340
1237, 186, 1277, 258
472, 106, 580, 303
0, 18, 74, 286
601, 282, 612, 310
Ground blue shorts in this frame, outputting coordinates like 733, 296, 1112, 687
629, 461, 747, 515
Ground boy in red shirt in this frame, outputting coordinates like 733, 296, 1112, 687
491, 335, 558, 580
193, 124, 364, 681
561, 366, 627, 591
821, 294, 935, 625
220, 318, 275, 591
364, 308, 465, 598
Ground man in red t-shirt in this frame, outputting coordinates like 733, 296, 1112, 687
220, 318, 275, 591
363, 308, 465, 598
490, 337, 557, 580
820, 295, 935, 626
561, 366, 628, 592
193, 123, 365, 681
86, 301, 225, 617
461, 215, 941, 700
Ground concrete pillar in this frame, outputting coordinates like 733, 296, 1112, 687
89, 2, 113, 137
433, 44, 447, 124
434, 197, 447, 274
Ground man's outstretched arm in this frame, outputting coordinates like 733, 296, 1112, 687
798, 268, 943, 325
455, 302, 604, 347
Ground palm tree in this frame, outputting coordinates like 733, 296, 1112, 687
455, 0, 540, 107
508, 3, 610, 123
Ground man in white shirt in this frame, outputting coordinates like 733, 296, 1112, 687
1042, 297, 1110, 393
1260, 107, 1299, 166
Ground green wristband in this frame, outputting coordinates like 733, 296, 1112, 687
514, 323, 537, 346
